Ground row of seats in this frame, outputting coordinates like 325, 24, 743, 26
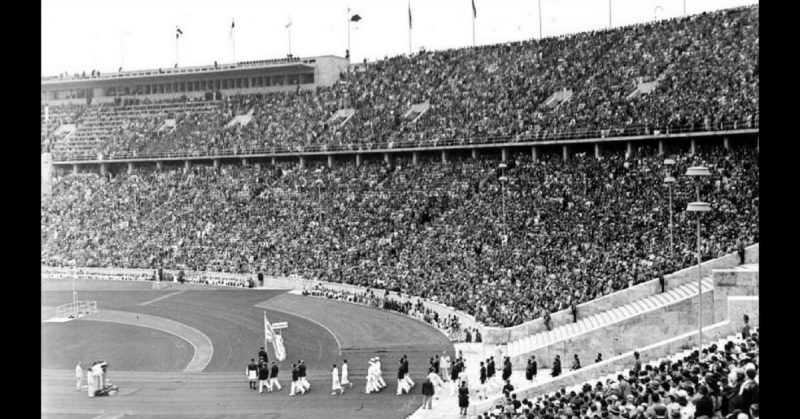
45, 6, 758, 161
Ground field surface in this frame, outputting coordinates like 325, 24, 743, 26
42, 279, 454, 418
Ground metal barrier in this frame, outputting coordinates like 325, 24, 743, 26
56, 301, 98, 318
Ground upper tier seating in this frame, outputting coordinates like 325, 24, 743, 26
47, 6, 758, 161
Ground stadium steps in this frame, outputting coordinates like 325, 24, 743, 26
507, 277, 714, 359
468, 328, 750, 418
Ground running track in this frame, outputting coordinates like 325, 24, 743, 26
42, 279, 454, 418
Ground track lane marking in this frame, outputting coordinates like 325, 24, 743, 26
138, 290, 186, 306
80, 309, 213, 372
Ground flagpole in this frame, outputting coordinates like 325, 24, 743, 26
538, 0, 543, 39
347, 7, 351, 62
608, 0, 612, 29
232, 20, 236, 63
408, 1, 412, 56
175, 34, 179, 67
472, 15, 475, 47
288, 27, 292, 56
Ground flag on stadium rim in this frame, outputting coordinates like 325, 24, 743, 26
285, 18, 292, 28
350, 13, 362, 22
176, 26, 183, 39
472, 0, 477, 18
230, 19, 235, 39
408, 1, 412, 29
264, 311, 275, 343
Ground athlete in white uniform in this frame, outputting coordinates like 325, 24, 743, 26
341, 359, 352, 388
331, 364, 343, 395
375, 356, 386, 389
75, 362, 83, 391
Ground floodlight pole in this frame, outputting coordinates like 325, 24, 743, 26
686, 166, 710, 348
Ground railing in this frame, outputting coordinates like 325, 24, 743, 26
56, 300, 97, 318
51, 117, 759, 162
42, 56, 313, 83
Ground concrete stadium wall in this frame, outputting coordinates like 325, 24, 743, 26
481, 244, 759, 344
470, 320, 737, 416
40, 266, 301, 289
727, 296, 759, 331
711, 268, 759, 324
509, 289, 716, 370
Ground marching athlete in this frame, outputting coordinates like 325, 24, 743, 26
341, 359, 352, 389
331, 364, 343, 395
269, 361, 281, 392
246, 358, 258, 390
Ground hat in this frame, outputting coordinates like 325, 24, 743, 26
677, 389, 688, 399
670, 409, 682, 418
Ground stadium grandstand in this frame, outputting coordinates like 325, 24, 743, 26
42, 3, 759, 419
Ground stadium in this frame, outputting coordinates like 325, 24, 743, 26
41, 2, 759, 418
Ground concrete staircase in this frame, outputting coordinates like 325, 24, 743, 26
541, 89, 573, 109
225, 108, 254, 127
475, 331, 748, 418
508, 277, 714, 366
403, 101, 431, 124
327, 108, 355, 128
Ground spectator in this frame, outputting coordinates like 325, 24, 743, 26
571, 354, 581, 371
552, 355, 562, 377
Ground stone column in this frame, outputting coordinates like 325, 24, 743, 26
156, 161, 163, 171
242, 158, 248, 166
531, 146, 538, 162
412, 151, 419, 166
384, 153, 391, 165
271, 157, 276, 166
299, 156, 306, 169
127, 162, 134, 174
213, 159, 220, 169
441, 150, 448, 164
184, 160, 192, 172
327, 155, 335, 168
658, 140, 664, 156
501, 147, 508, 162
471, 149, 479, 160
690, 138, 696, 155
723, 136, 730, 150
594, 143, 601, 159
356, 154, 363, 167
73, 164, 79, 175
100, 163, 107, 176
626, 141, 633, 158
562, 144, 569, 162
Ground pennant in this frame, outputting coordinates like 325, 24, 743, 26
264, 311, 274, 343
408, 2, 412, 29
472, 0, 477, 18
176, 26, 183, 39
230, 20, 235, 39
350, 14, 361, 22
285, 18, 293, 28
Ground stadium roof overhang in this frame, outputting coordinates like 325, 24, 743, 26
41, 63, 316, 91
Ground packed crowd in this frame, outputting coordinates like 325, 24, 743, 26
41, 142, 759, 327
302, 284, 464, 338
480, 330, 758, 419
45, 6, 757, 160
